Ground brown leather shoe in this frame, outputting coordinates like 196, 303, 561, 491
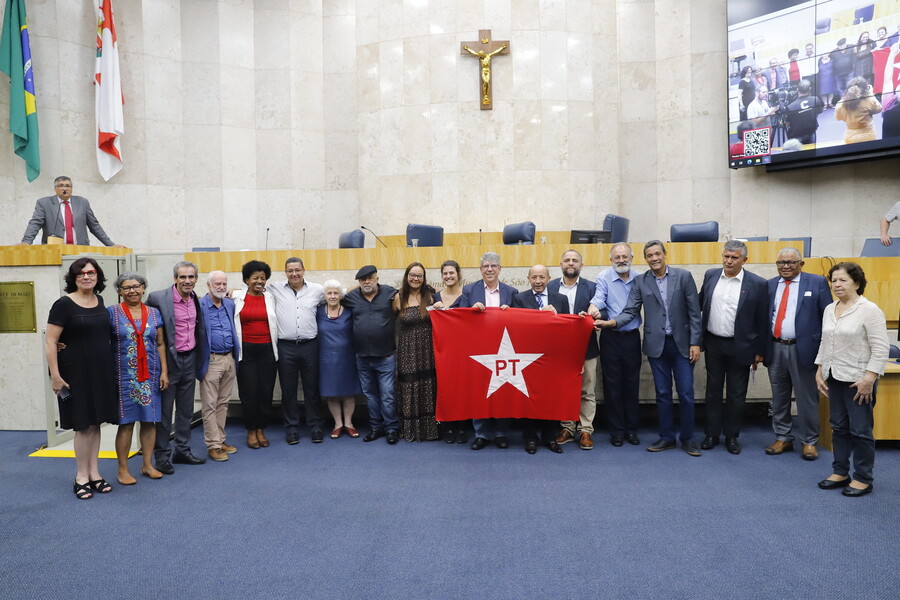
256, 429, 269, 447
208, 447, 229, 462
555, 429, 575, 444
247, 430, 260, 449
578, 432, 594, 450
765, 440, 794, 455
802, 444, 818, 461
221, 443, 238, 454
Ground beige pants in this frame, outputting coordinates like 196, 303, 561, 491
561, 357, 598, 435
199, 353, 236, 449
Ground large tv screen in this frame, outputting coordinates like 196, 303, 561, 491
727, 0, 900, 170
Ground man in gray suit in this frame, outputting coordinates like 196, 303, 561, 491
147, 261, 210, 474
18, 176, 123, 247
595, 240, 703, 456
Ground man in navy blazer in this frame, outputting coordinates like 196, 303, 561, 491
198, 271, 240, 462
547, 250, 601, 450
147, 261, 210, 473
511, 265, 568, 454
459, 251, 518, 450
596, 241, 703, 456
698, 240, 769, 455
18, 176, 122, 246
764, 248, 832, 460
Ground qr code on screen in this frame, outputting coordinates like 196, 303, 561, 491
743, 128, 770, 157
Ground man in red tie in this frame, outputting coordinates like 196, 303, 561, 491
764, 248, 832, 460
18, 176, 123, 247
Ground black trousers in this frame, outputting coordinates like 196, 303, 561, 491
237, 342, 277, 430
277, 338, 324, 434
522, 419, 557, 444
704, 333, 751, 439
600, 328, 641, 436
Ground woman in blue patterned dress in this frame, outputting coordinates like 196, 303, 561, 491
109, 272, 168, 485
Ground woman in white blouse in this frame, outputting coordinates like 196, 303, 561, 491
814, 262, 889, 497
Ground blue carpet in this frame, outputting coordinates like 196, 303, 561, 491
1, 419, 897, 599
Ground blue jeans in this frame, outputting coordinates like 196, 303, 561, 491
647, 336, 696, 442
356, 355, 398, 433
828, 377, 876, 484
473, 418, 509, 440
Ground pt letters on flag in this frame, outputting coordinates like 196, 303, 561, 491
432, 308, 594, 421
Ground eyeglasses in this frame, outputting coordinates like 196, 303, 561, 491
120, 284, 144, 291
775, 260, 801, 267
76, 270, 97, 278
408, 273, 424, 280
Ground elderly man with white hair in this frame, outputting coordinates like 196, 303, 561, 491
199, 270, 240, 462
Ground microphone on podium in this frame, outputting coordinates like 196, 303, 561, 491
479, 228, 482, 245
265, 227, 270, 251
302, 228, 306, 250
360, 225, 387, 248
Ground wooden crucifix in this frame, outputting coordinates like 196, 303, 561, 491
460, 30, 510, 110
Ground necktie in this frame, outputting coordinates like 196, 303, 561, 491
63, 200, 74, 244
773, 280, 792, 339
535, 293, 543, 308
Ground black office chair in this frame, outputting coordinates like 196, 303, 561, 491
503, 221, 536, 245
602, 214, 630, 243
406, 224, 444, 247
670, 221, 719, 242
338, 229, 365, 249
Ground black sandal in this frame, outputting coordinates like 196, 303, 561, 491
73, 481, 93, 500
88, 478, 112, 493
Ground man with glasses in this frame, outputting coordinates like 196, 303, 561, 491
460, 252, 518, 450
18, 176, 124, 247
764, 248, 832, 460
147, 261, 209, 473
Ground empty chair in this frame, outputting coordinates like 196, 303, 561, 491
890, 345, 900, 360
739, 236, 768, 241
406, 223, 444, 247
602, 214, 630, 244
503, 221, 536, 245
191, 247, 221, 252
853, 5, 874, 24
338, 229, 365, 249
860, 238, 900, 257
780, 236, 811, 257
669, 221, 719, 242
815, 17, 831, 34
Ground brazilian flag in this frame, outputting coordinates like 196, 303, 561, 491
0, 0, 40, 182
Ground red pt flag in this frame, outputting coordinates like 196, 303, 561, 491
432, 308, 595, 421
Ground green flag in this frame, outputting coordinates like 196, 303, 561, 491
0, 0, 40, 181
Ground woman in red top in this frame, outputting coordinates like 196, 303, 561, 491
232, 261, 279, 449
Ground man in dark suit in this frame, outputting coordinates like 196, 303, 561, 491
198, 270, 239, 462
459, 251, 518, 450
18, 176, 123, 246
511, 265, 568, 454
595, 240, 703, 456
764, 248, 832, 460
699, 240, 769, 455
147, 261, 210, 473
548, 249, 601, 450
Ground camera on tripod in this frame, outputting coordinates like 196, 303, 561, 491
768, 86, 798, 113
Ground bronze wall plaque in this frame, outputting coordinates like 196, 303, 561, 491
0, 282, 37, 333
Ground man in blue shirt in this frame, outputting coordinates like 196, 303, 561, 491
199, 271, 240, 462
591, 243, 642, 447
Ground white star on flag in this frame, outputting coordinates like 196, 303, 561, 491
469, 328, 543, 397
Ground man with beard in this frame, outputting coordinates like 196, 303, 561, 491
590, 243, 643, 447
198, 271, 239, 462
341, 265, 401, 444
548, 250, 601, 450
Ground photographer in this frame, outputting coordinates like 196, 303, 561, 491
784, 80, 824, 145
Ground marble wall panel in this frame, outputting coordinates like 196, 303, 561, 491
690, 50, 726, 118
379, 39, 405, 110
357, 44, 381, 112
402, 0, 430, 38
146, 186, 187, 250
220, 126, 257, 189
378, 0, 404, 40
115, 0, 146, 55
378, 106, 406, 175
567, 0, 594, 34
541, 101, 569, 170
324, 15, 358, 74
512, 0, 541, 31
592, 33, 619, 97
511, 31, 541, 100
219, 2, 255, 68
484, 0, 513, 31
430, 103, 460, 173
119, 52, 147, 123
457, 169, 489, 231
540, 30, 569, 101
293, 70, 326, 130
540, 0, 567, 30
687, 114, 730, 180
656, 179, 694, 234
567, 101, 597, 171
654, 0, 689, 60
56, 40, 95, 117
143, 57, 185, 123
184, 124, 224, 188
256, 69, 292, 130
617, 61, 656, 123
655, 118, 693, 181
323, 189, 359, 249
616, 0, 654, 63
430, 171, 461, 230
294, 189, 326, 248
256, 189, 295, 249
569, 170, 601, 224
145, 121, 185, 187
355, 0, 380, 46
513, 100, 543, 170
218, 66, 256, 128
454, 0, 486, 34
256, 128, 293, 190
324, 130, 360, 190
323, 0, 353, 16
117, 117, 149, 185
255, 9, 293, 71
482, 101, 515, 172
655, 56, 692, 119
690, 0, 727, 56
324, 73, 359, 134
592, 0, 618, 38
184, 187, 225, 248
60, 110, 103, 181
618, 120, 657, 183
291, 10, 325, 71
222, 187, 258, 249
428, 34, 459, 103
567, 32, 594, 101
181, 0, 221, 64
357, 111, 381, 178
619, 180, 658, 242
691, 177, 732, 239
403, 37, 431, 103
142, 0, 182, 60
181, 63, 222, 128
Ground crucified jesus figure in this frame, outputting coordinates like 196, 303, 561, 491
463, 44, 508, 104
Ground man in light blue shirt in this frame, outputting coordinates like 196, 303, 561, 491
591, 243, 643, 447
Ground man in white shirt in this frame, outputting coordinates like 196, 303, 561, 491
267, 257, 325, 444
698, 240, 769, 455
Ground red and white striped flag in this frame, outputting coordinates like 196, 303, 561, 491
95, 0, 123, 181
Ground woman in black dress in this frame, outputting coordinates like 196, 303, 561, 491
45, 257, 118, 499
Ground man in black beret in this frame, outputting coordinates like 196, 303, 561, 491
341, 266, 401, 444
